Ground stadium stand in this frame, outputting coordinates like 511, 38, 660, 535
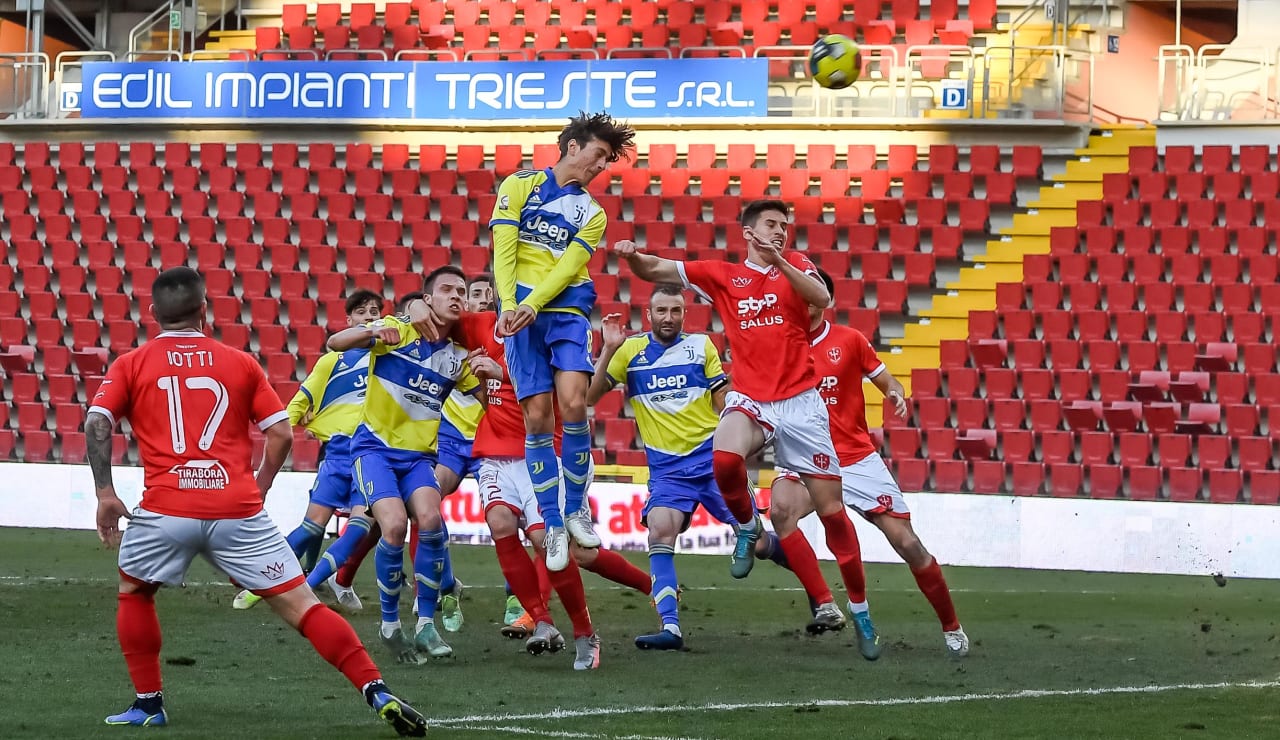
234, 0, 1000, 61
895, 144, 1280, 503
1, 139, 1042, 471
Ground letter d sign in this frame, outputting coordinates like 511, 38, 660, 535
60, 82, 81, 113
940, 81, 968, 111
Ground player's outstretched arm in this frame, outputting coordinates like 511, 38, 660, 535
85, 411, 129, 548
613, 240, 682, 284
256, 419, 293, 498
520, 241, 593, 313
328, 324, 400, 352
586, 313, 627, 406
871, 370, 910, 420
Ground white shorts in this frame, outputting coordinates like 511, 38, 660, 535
778, 454, 910, 519
725, 388, 842, 480
118, 507, 305, 596
477, 458, 596, 532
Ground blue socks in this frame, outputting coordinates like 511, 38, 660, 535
306, 516, 371, 589
287, 518, 326, 571
414, 527, 447, 620
525, 433, 563, 528
649, 544, 680, 629
561, 421, 592, 514
374, 538, 404, 624
438, 520, 456, 594
759, 532, 792, 570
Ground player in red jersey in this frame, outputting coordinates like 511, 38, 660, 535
86, 267, 426, 735
615, 199, 869, 634
770, 268, 969, 658
463, 310, 608, 669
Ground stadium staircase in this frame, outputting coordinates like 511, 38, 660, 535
889, 133, 1280, 503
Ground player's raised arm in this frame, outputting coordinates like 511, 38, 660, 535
587, 312, 628, 406
614, 239, 683, 284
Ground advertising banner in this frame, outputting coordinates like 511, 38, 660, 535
77, 59, 769, 120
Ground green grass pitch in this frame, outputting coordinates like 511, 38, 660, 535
2, 526, 1278, 739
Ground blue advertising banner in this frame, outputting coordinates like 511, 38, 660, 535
78, 59, 768, 120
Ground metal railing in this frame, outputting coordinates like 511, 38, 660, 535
52, 50, 114, 118
0, 52, 51, 119
1157, 44, 1280, 121
129, 2, 181, 57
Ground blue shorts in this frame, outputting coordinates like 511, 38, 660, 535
436, 421, 483, 482
642, 472, 740, 532
308, 456, 361, 511
353, 446, 439, 507
505, 311, 594, 400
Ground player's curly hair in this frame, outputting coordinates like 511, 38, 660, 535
558, 111, 636, 163
152, 266, 206, 327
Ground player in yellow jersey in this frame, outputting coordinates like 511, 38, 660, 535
587, 285, 791, 650
433, 274, 512, 633
488, 112, 636, 571
231, 289, 382, 613
328, 266, 499, 665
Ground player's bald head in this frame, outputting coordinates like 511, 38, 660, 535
151, 267, 206, 328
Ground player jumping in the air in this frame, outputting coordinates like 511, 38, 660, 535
463, 310, 604, 670
587, 285, 791, 650
328, 266, 498, 663
615, 200, 871, 634
87, 267, 426, 736
232, 289, 382, 613
487, 112, 636, 570
770, 268, 969, 658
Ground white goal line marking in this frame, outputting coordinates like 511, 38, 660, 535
444, 724, 701, 740
435, 679, 1280, 726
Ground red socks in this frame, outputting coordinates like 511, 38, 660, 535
537, 553, 552, 607
547, 559, 594, 638
298, 603, 382, 692
117, 589, 163, 695
582, 549, 652, 595
779, 531, 833, 605
713, 449, 756, 524
408, 520, 419, 560
912, 557, 960, 632
494, 535, 551, 623
818, 511, 867, 604
335, 524, 379, 588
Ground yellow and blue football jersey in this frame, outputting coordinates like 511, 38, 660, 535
606, 333, 728, 478
442, 390, 484, 441
286, 348, 369, 459
350, 316, 480, 455
490, 168, 605, 316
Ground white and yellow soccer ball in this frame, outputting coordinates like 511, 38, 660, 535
808, 34, 862, 90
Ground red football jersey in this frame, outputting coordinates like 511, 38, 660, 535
679, 252, 820, 402
89, 330, 289, 520
809, 321, 886, 466
464, 314, 526, 459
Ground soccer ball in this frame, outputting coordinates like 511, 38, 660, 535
808, 34, 862, 90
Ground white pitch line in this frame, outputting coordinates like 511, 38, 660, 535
0, 575, 1141, 596
445, 724, 702, 740
435, 679, 1280, 726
